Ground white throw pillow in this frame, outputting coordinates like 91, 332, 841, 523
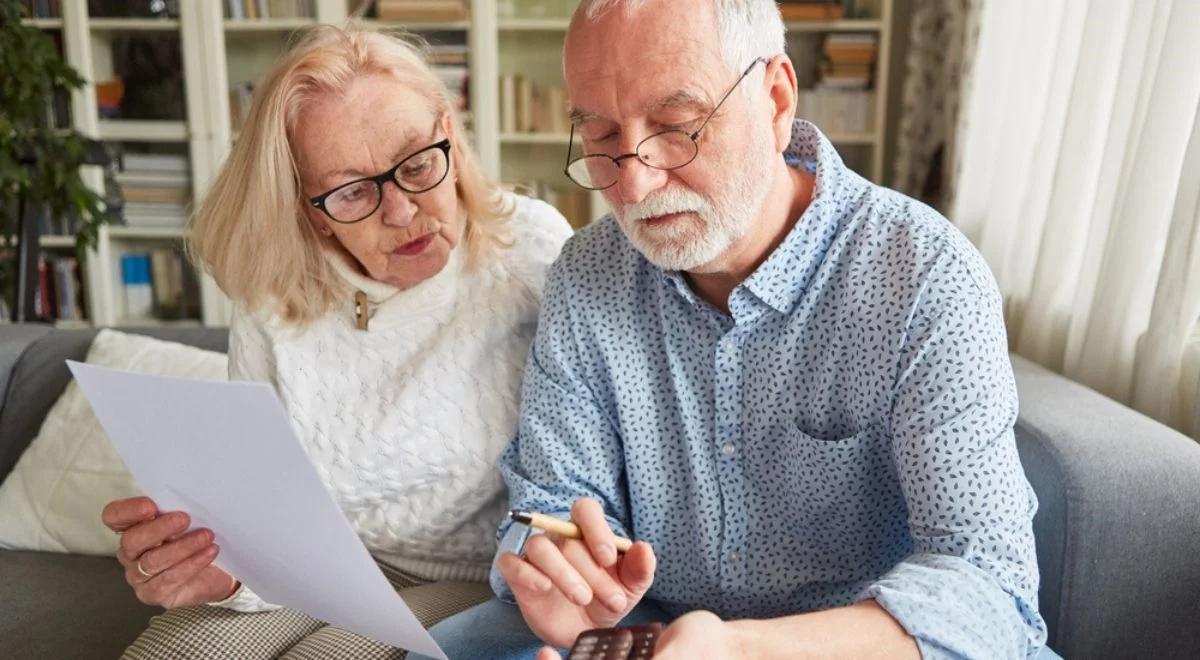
0, 329, 227, 555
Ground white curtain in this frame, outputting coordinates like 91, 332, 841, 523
951, 0, 1200, 439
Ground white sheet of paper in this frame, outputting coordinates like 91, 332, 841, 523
66, 361, 447, 660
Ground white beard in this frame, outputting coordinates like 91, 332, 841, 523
612, 136, 774, 272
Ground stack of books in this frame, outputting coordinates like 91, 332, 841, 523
117, 153, 191, 228
428, 44, 469, 112
499, 75, 569, 134
777, 1, 845, 22
819, 33, 877, 88
375, 0, 466, 22
225, 0, 314, 19
797, 33, 877, 134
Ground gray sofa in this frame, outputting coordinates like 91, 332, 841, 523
1, 326, 1199, 659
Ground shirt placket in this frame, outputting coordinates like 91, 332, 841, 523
713, 316, 752, 607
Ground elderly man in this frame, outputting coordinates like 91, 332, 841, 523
424, 1, 1056, 658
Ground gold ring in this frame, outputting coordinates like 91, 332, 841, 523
136, 560, 155, 578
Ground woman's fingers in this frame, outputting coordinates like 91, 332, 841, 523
119, 511, 190, 563
523, 534, 593, 607
133, 528, 215, 578
101, 496, 158, 533
133, 543, 221, 606
571, 498, 618, 568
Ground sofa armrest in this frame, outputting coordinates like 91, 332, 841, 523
0, 324, 53, 418
1012, 355, 1200, 659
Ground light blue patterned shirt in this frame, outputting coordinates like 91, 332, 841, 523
493, 121, 1047, 659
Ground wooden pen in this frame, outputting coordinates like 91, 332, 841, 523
508, 509, 634, 553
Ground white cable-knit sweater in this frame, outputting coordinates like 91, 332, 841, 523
214, 195, 571, 612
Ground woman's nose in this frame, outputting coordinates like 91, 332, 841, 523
379, 181, 416, 228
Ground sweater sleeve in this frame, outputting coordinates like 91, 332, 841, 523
206, 305, 283, 613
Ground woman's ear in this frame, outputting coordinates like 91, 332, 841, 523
304, 206, 334, 237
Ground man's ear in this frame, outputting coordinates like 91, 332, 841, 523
764, 55, 799, 152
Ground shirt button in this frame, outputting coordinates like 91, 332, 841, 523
729, 551, 742, 562
721, 339, 734, 352
721, 442, 736, 455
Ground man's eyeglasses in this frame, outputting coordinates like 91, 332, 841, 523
310, 138, 452, 224
563, 57, 768, 191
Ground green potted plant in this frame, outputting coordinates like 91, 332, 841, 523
1, 1, 112, 321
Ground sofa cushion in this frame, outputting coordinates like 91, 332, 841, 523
0, 550, 160, 659
0, 329, 227, 554
0, 326, 228, 486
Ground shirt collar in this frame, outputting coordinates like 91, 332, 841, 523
740, 119, 864, 316
659, 120, 865, 317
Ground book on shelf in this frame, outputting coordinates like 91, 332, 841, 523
35, 256, 85, 323
225, 0, 314, 19
433, 65, 469, 112
121, 153, 190, 173
374, 0, 467, 22
824, 36, 879, 64
511, 180, 591, 229
499, 74, 569, 135
118, 248, 201, 321
778, 1, 846, 22
22, 0, 61, 18
426, 44, 468, 65
229, 81, 255, 133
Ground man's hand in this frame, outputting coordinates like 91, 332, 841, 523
653, 611, 746, 659
497, 498, 656, 648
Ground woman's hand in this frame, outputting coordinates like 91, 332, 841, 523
497, 498, 657, 649
101, 496, 239, 608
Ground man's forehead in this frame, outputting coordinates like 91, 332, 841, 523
565, 49, 726, 125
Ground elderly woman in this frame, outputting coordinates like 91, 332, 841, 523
100, 25, 572, 658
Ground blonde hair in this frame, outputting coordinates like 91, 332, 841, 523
189, 24, 511, 325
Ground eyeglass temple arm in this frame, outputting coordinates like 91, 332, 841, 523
689, 57, 769, 140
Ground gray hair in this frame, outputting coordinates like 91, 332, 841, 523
575, 0, 786, 85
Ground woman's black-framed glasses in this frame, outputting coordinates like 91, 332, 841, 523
563, 57, 768, 191
310, 138, 452, 224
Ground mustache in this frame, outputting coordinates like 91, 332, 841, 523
618, 186, 713, 222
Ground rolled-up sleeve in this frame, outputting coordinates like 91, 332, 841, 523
860, 247, 1047, 659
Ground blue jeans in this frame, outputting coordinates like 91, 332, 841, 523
415, 597, 1064, 660
413, 598, 672, 660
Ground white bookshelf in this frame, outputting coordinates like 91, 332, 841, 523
21, 0, 894, 328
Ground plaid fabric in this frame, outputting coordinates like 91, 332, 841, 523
121, 576, 492, 660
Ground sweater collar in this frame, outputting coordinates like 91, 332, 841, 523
323, 243, 463, 328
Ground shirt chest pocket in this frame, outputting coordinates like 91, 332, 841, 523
755, 423, 890, 527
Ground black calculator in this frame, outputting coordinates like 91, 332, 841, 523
566, 623, 663, 659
